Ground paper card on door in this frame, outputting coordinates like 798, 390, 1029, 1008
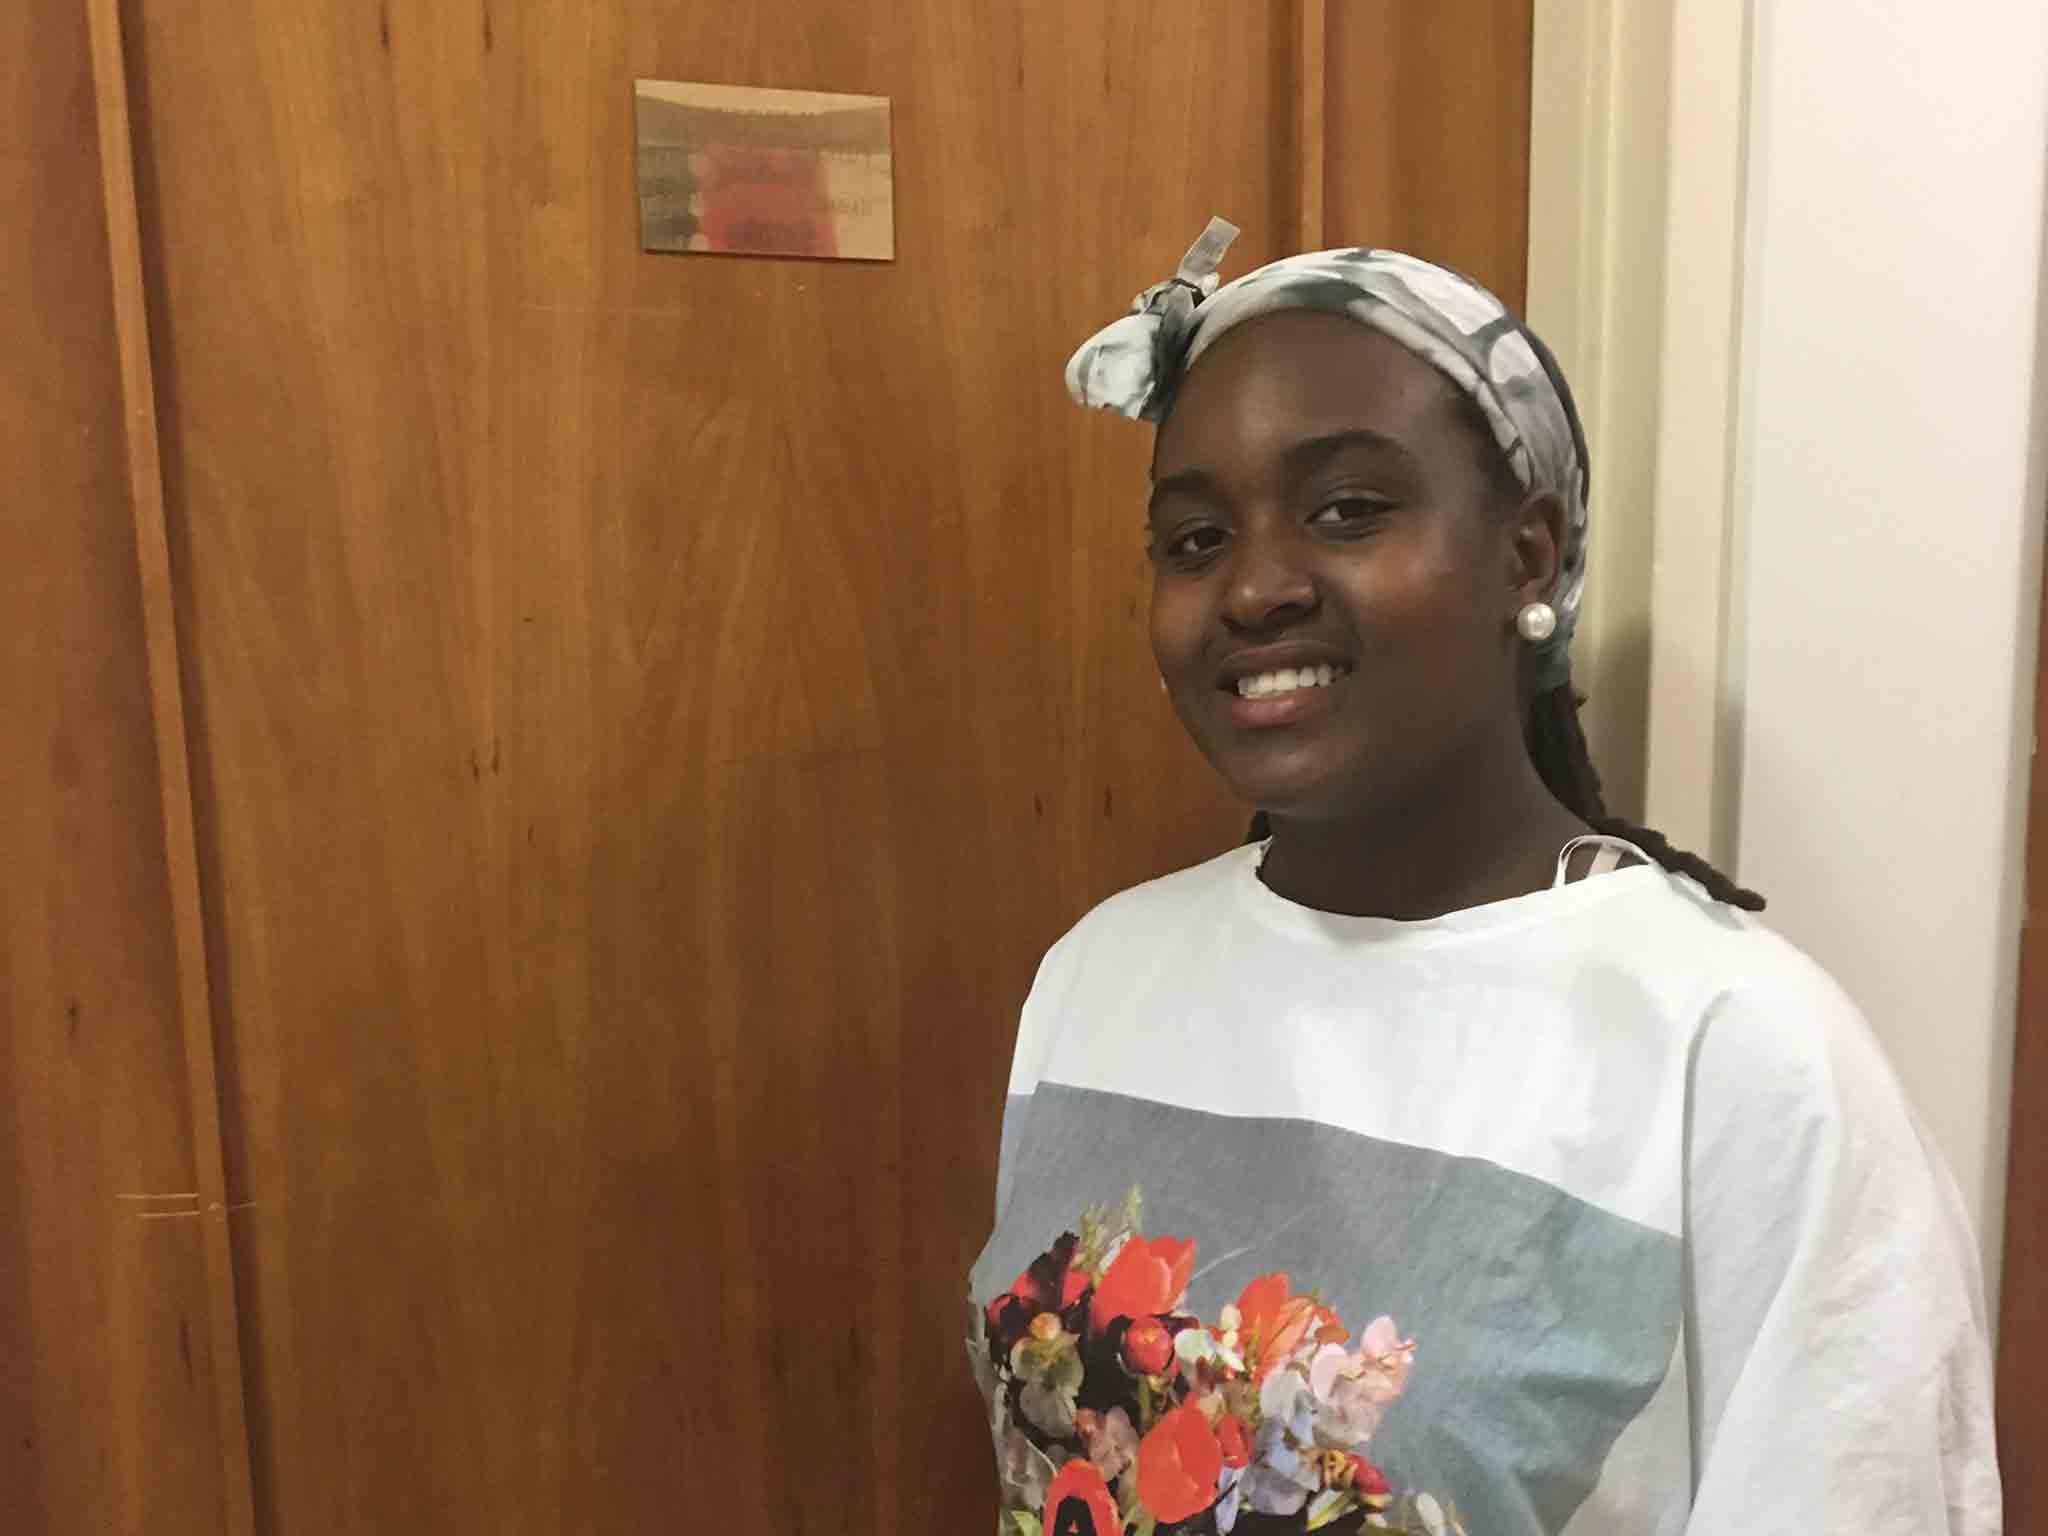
634, 80, 894, 262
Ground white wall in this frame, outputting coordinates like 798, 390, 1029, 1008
1727, 1, 2048, 1317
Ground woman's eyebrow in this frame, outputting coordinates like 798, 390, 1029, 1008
1149, 427, 1415, 515
1147, 466, 1222, 516
1281, 427, 1414, 478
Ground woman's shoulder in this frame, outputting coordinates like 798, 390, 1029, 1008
1012, 846, 1254, 1013
1614, 874, 1910, 1126
1045, 844, 1256, 953
1004, 847, 1255, 1091
1589, 864, 1855, 1007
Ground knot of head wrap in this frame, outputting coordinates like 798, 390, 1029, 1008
1065, 222, 1591, 692
1061, 218, 1242, 423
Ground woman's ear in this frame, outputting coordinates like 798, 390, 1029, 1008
1507, 489, 1567, 606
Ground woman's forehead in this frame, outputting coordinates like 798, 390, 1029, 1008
1154, 311, 1463, 472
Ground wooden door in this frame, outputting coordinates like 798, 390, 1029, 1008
2, 0, 241, 1528
9, 2, 1530, 1532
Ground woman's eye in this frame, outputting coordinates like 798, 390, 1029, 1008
1162, 525, 1227, 562
1310, 496, 1390, 529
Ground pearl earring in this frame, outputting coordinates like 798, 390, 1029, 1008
1516, 602, 1558, 643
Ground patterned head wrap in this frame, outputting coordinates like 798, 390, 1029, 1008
1065, 219, 1591, 689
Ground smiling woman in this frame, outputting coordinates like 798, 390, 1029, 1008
965, 231, 2002, 1534
1148, 311, 1584, 913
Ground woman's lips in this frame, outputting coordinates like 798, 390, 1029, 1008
1218, 664, 1350, 729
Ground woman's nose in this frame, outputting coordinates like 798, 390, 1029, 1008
1221, 530, 1317, 633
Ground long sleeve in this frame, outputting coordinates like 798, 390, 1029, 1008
1682, 956, 2001, 1531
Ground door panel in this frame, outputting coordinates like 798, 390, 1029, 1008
105, 1, 1531, 1530
1328, 0, 1534, 298
0, 0, 232, 1529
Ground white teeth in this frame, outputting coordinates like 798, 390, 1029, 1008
1235, 665, 1349, 699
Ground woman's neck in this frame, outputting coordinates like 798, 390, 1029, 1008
1256, 732, 1588, 920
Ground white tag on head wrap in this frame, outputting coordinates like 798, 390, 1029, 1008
1064, 223, 1591, 690
1175, 216, 1241, 288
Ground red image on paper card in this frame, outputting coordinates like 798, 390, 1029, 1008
689, 145, 836, 259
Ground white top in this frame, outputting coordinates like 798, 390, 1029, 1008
969, 845, 2000, 1534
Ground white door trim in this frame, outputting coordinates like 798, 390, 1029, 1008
1526, 0, 1756, 858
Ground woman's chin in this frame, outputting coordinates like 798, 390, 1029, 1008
1220, 766, 1368, 826
1187, 716, 1399, 825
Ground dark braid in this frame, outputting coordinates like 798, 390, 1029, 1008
1474, 347, 1764, 910
1524, 682, 1765, 911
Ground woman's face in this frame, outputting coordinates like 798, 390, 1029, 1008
1147, 310, 1536, 823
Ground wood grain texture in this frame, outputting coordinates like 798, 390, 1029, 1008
1328, 0, 1535, 306
115, 1, 1534, 1529
0, 0, 235, 1530
1298, 0, 1328, 249
127, 5, 1282, 1530
82, 0, 258, 1525
1996, 534, 2048, 1524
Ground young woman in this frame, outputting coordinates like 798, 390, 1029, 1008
967, 226, 2000, 1535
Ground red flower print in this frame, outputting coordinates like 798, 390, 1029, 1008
1215, 1413, 1251, 1469
1137, 1402, 1223, 1523
987, 1233, 1090, 1361
1353, 1456, 1391, 1496
1044, 1459, 1120, 1536
1234, 1272, 1344, 1380
1089, 1235, 1195, 1334
1121, 1317, 1175, 1376
1010, 1233, 1089, 1313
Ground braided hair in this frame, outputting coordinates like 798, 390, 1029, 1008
1523, 681, 1764, 910
1469, 370, 1763, 910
